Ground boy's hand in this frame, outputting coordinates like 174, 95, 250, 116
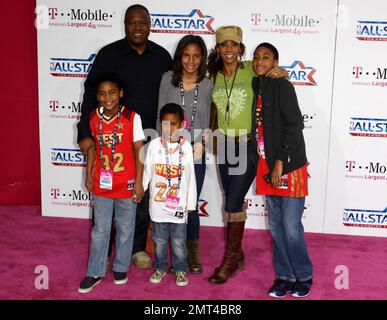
133, 182, 144, 203
79, 137, 95, 155
266, 67, 288, 79
85, 176, 93, 193
271, 160, 283, 188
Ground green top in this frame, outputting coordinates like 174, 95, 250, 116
212, 60, 255, 136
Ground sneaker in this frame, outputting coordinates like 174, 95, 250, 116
113, 271, 128, 285
132, 251, 152, 269
149, 270, 166, 284
175, 271, 188, 287
268, 279, 294, 298
291, 279, 313, 298
78, 276, 101, 294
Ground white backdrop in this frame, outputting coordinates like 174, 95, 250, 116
37, 0, 387, 236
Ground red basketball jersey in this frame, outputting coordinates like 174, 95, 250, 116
89, 106, 136, 198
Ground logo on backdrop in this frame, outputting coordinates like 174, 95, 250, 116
281, 61, 317, 86
51, 148, 87, 167
50, 188, 93, 208
50, 54, 95, 78
349, 117, 387, 138
352, 66, 387, 88
198, 199, 209, 217
356, 21, 387, 41
246, 197, 310, 219
150, 9, 215, 34
245, 197, 268, 217
303, 113, 316, 129
48, 7, 115, 29
250, 12, 322, 35
49, 100, 81, 120
345, 160, 387, 181
343, 207, 387, 228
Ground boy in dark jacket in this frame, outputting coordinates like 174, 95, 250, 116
252, 43, 313, 298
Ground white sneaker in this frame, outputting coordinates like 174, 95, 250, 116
149, 270, 166, 284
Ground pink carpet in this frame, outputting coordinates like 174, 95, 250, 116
0, 205, 385, 300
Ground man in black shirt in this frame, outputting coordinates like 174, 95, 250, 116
77, 4, 172, 269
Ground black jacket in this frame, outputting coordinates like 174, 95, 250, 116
77, 38, 172, 142
251, 76, 307, 175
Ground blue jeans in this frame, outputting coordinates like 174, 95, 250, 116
187, 153, 206, 241
267, 196, 313, 282
86, 195, 137, 277
152, 222, 187, 273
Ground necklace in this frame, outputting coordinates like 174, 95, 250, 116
222, 64, 239, 124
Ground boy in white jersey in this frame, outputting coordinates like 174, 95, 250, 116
143, 103, 196, 286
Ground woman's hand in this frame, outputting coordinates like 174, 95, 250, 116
271, 160, 283, 188
266, 67, 288, 79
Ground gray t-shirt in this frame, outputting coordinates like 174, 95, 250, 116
157, 71, 213, 142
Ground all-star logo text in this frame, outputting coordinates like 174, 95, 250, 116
349, 117, 387, 138
150, 9, 215, 34
356, 21, 387, 41
282, 61, 317, 86
343, 207, 387, 228
51, 148, 86, 167
50, 54, 95, 78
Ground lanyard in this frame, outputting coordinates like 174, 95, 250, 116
223, 64, 239, 124
179, 80, 200, 131
98, 106, 122, 169
162, 137, 182, 189
255, 94, 263, 141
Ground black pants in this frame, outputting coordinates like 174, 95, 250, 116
91, 189, 150, 257
217, 138, 258, 213
132, 189, 150, 255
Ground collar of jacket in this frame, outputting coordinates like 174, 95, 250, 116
252, 76, 273, 95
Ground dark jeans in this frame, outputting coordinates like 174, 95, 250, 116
217, 139, 258, 213
187, 153, 206, 241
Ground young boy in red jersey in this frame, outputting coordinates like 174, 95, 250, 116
78, 73, 145, 293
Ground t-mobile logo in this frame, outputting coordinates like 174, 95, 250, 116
48, 8, 58, 19
251, 13, 262, 25
352, 66, 363, 79
50, 100, 59, 112
345, 161, 356, 172
50, 188, 60, 199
